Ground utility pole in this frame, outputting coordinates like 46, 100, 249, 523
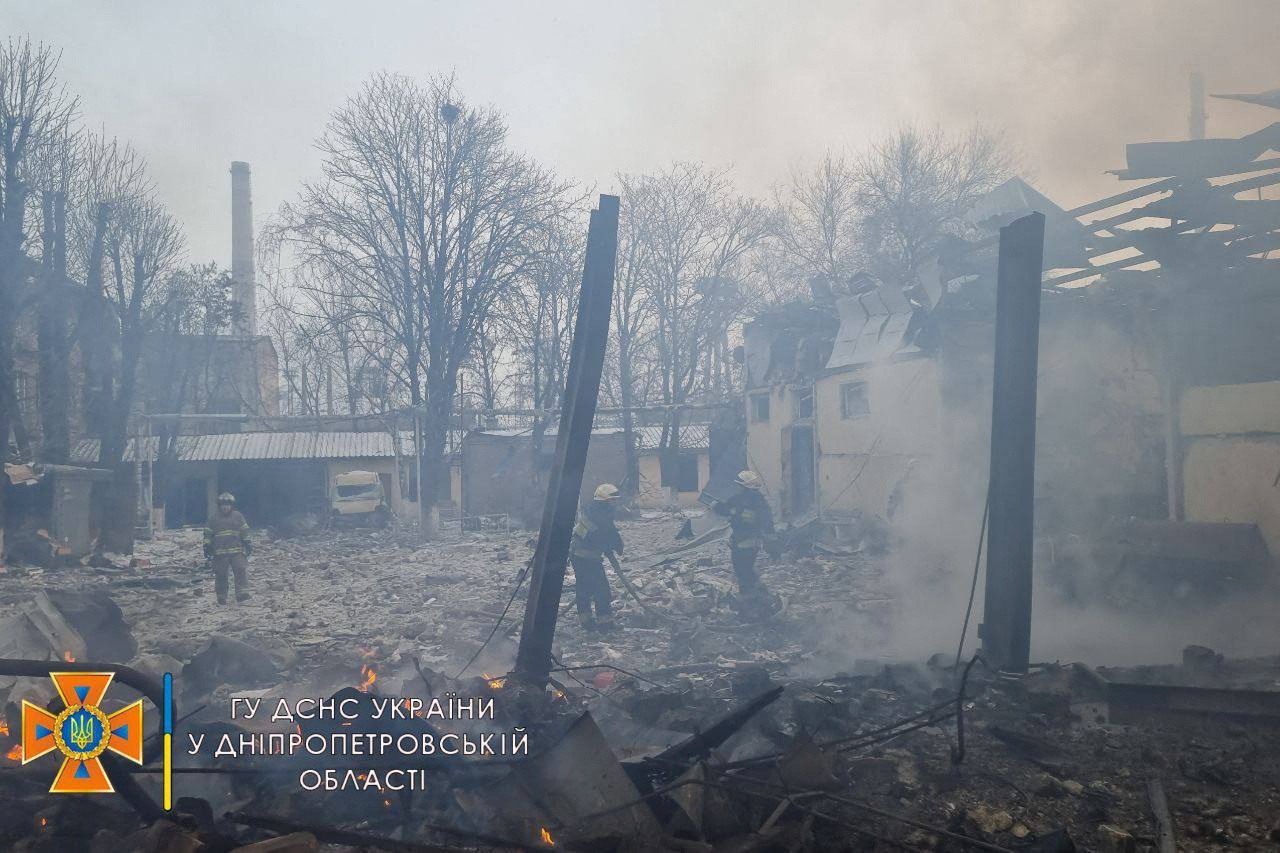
979, 213, 1045, 674
514, 195, 620, 681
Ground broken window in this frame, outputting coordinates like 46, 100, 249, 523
335, 483, 379, 498
750, 393, 770, 423
840, 381, 870, 418
794, 386, 814, 420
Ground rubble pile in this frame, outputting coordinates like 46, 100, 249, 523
0, 515, 1278, 850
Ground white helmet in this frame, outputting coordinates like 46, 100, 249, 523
735, 471, 762, 490
594, 483, 621, 501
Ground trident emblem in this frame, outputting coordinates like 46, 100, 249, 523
68, 713, 97, 751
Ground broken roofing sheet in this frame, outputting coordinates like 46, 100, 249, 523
1114, 121, 1280, 180
964, 176, 1091, 271
825, 282, 918, 371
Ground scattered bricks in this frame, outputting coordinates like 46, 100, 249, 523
1096, 824, 1136, 853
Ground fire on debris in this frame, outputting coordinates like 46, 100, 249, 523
358, 662, 377, 692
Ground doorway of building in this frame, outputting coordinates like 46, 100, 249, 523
789, 425, 816, 515
182, 477, 208, 526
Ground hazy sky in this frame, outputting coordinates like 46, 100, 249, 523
4, 1, 1279, 265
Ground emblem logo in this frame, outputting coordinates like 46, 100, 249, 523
21, 672, 143, 794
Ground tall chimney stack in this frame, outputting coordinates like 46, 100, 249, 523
230, 161, 256, 336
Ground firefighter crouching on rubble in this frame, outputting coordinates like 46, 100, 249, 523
570, 483, 624, 632
204, 492, 252, 605
713, 470, 782, 611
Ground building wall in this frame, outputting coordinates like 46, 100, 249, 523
462, 432, 628, 523
1182, 381, 1280, 553
814, 357, 942, 519
744, 385, 790, 512
635, 451, 710, 507
744, 299, 1166, 530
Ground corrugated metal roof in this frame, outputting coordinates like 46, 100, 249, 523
70, 430, 454, 464
634, 424, 710, 452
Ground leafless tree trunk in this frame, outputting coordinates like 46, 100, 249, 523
0, 37, 77, 554
853, 125, 1011, 288
621, 163, 766, 495
281, 72, 574, 538
91, 183, 185, 553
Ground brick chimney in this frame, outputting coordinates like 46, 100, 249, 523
230, 161, 256, 336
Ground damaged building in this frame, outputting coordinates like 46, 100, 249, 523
744, 143, 1280, 590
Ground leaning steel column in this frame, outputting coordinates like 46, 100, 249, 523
979, 212, 1045, 674
515, 195, 620, 680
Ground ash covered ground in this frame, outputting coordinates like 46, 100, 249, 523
3, 513, 1280, 851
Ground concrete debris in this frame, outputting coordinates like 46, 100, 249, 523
0, 588, 135, 664
183, 634, 298, 694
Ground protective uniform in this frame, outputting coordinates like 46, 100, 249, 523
713, 473, 780, 600
204, 495, 251, 604
570, 486, 623, 630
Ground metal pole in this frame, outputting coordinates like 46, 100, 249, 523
514, 195, 619, 680
979, 213, 1045, 674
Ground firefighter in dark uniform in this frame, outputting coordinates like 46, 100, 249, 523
570, 484, 624, 631
204, 492, 252, 604
713, 470, 781, 609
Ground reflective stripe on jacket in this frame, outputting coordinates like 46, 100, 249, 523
204, 510, 250, 555
570, 500, 622, 560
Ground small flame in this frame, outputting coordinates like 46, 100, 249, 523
5, 744, 21, 761
540, 826, 555, 846
62, 651, 75, 662
358, 663, 377, 693
39, 817, 48, 829
0, 719, 9, 736
483, 672, 507, 690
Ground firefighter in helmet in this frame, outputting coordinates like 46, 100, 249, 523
203, 492, 252, 604
713, 470, 781, 609
569, 483, 624, 631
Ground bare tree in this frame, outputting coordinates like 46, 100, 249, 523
0, 37, 77, 551
770, 152, 862, 289
93, 185, 185, 552
622, 163, 767, 490
145, 262, 234, 514
853, 125, 1011, 288
281, 72, 575, 536
608, 174, 657, 493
